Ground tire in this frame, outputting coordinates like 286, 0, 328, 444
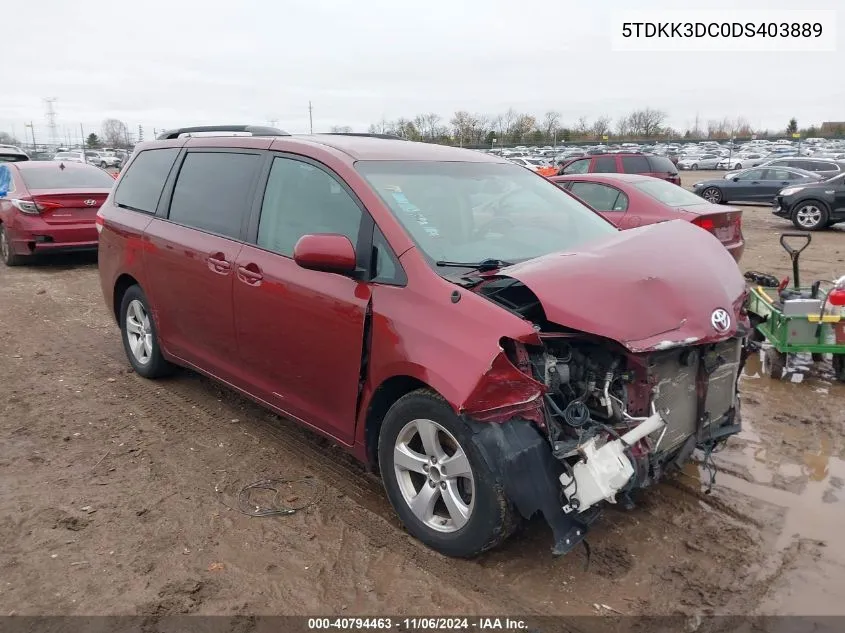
100, 161, 107, 168
119, 285, 173, 378
701, 187, 723, 204
761, 346, 786, 380
378, 390, 516, 558
792, 201, 829, 231
0, 224, 25, 266
691, 163, 698, 170
833, 356, 845, 382
734, 163, 742, 170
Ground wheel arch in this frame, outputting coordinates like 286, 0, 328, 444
113, 273, 140, 322
363, 375, 435, 473
793, 197, 831, 214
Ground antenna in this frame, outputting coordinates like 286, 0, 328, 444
44, 97, 59, 147
268, 118, 279, 128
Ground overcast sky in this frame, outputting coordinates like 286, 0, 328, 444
2, 0, 842, 144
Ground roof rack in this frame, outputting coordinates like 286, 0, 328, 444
316, 132, 406, 141
156, 125, 290, 140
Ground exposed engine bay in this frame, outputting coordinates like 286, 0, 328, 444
518, 335, 743, 517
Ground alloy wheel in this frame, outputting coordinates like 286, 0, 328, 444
125, 299, 153, 365
795, 205, 823, 229
393, 418, 475, 533
702, 187, 722, 203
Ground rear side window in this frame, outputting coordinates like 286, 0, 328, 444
646, 156, 678, 174
115, 148, 179, 214
168, 152, 261, 239
812, 161, 836, 172
621, 156, 650, 173
569, 182, 628, 212
594, 157, 617, 173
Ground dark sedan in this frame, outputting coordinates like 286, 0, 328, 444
773, 172, 845, 231
691, 167, 821, 204
550, 173, 744, 261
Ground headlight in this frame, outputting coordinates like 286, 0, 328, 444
693, 183, 703, 188
779, 187, 804, 196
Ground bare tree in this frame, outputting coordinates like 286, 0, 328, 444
542, 111, 561, 143
574, 116, 590, 137
626, 108, 666, 138
330, 125, 353, 133
502, 108, 518, 142
450, 111, 476, 146
102, 118, 129, 147
615, 115, 630, 137
591, 116, 612, 138
511, 114, 536, 143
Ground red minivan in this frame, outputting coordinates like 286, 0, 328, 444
557, 153, 682, 185
97, 126, 747, 558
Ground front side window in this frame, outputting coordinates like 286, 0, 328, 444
569, 182, 628, 212
737, 169, 764, 181
257, 157, 362, 257
115, 148, 179, 214
562, 158, 590, 174
356, 161, 616, 267
168, 151, 260, 238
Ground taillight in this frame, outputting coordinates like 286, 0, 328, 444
95, 210, 105, 234
10, 197, 62, 215
693, 216, 715, 231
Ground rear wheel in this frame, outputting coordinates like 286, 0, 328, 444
701, 187, 723, 204
734, 163, 743, 169
0, 225, 25, 266
833, 356, 845, 382
691, 163, 699, 170
378, 390, 516, 558
100, 161, 107, 168
792, 201, 829, 231
119, 285, 173, 378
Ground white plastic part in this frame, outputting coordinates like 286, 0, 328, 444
559, 412, 666, 513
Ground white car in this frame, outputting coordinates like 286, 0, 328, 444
509, 157, 551, 173
52, 151, 86, 164
676, 153, 722, 170
0, 144, 29, 162
85, 151, 121, 168
716, 153, 765, 170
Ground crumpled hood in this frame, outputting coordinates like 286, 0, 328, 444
498, 220, 746, 352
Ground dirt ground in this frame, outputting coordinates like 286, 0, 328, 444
1, 170, 844, 618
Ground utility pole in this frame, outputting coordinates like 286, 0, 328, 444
80, 124, 86, 151
26, 122, 37, 152
308, 101, 313, 134
138, 125, 144, 142
44, 98, 59, 147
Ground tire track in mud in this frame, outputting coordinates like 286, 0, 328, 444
9, 289, 551, 617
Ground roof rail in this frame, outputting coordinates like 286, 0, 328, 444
316, 132, 407, 141
156, 125, 290, 140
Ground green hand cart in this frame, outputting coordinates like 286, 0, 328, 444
745, 233, 845, 381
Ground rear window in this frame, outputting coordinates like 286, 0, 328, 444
0, 152, 29, 163
646, 156, 678, 174
621, 156, 650, 173
634, 179, 709, 207
114, 148, 179, 214
19, 165, 116, 190
167, 151, 260, 239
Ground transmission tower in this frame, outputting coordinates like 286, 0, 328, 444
44, 98, 59, 147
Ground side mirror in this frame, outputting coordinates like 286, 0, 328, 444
293, 234, 357, 274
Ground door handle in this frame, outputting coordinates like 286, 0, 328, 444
237, 263, 264, 285
206, 252, 232, 274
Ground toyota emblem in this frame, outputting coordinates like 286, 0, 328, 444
84, 199, 97, 207
710, 309, 731, 333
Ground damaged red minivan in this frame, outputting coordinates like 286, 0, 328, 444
98, 126, 749, 558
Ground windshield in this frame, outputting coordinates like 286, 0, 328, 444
635, 179, 709, 207
20, 165, 116, 189
356, 161, 616, 266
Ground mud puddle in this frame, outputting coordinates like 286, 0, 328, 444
676, 351, 845, 614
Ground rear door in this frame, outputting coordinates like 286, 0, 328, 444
568, 181, 631, 226
592, 156, 618, 174
143, 149, 263, 382
233, 155, 371, 444
761, 168, 804, 200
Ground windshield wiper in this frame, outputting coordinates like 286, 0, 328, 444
435, 258, 514, 272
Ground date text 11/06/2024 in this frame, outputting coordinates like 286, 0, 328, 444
307, 617, 529, 631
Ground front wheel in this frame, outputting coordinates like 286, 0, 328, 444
691, 163, 698, 170
734, 163, 743, 170
119, 285, 173, 378
792, 201, 829, 231
701, 187, 723, 204
378, 391, 516, 558
100, 161, 107, 168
